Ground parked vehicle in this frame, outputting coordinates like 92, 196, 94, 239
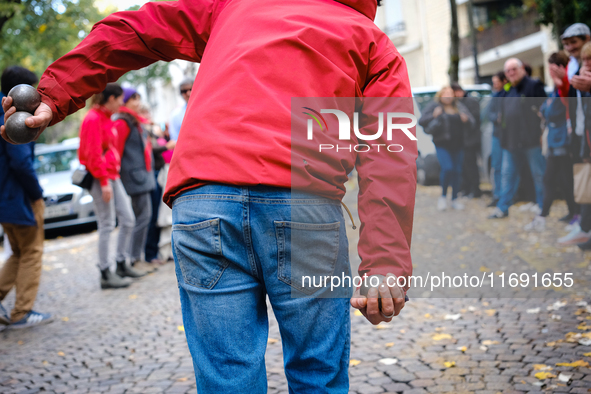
34, 138, 96, 230
413, 84, 493, 185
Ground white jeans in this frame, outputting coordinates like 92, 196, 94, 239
89, 178, 135, 270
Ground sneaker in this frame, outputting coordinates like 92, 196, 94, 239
437, 196, 447, 211
0, 302, 10, 325
518, 202, 535, 212
10, 311, 53, 329
558, 224, 591, 245
451, 200, 465, 210
524, 216, 546, 232
488, 207, 508, 219
487, 198, 499, 208
529, 204, 542, 215
564, 215, 581, 232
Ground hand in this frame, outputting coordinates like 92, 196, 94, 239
571, 74, 591, 92
101, 183, 113, 203
549, 64, 565, 88
459, 112, 469, 123
433, 106, 443, 118
350, 273, 406, 325
165, 139, 177, 150
1, 96, 53, 143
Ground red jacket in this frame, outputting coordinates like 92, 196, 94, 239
37, 0, 416, 282
113, 106, 153, 172
78, 106, 120, 187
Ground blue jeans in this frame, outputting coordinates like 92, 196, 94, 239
497, 147, 546, 214
491, 136, 503, 199
436, 147, 464, 200
172, 185, 351, 393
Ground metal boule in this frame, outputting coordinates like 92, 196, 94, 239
7, 84, 41, 114
5, 111, 40, 144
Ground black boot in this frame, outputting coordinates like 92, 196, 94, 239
100, 269, 132, 289
116, 260, 147, 278
578, 238, 591, 251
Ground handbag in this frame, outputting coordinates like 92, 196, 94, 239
71, 166, 94, 190
573, 162, 591, 204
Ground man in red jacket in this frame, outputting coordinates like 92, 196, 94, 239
2, 0, 416, 391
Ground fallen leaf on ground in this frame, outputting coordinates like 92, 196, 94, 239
268, 338, 278, 344
480, 345, 488, 351
443, 361, 456, 368
379, 358, 398, 365
482, 340, 499, 346
17, 341, 23, 345
385, 342, 394, 347
583, 352, 591, 356
177, 325, 184, 332
527, 308, 540, 314
424, 313, 432, 318
354, 310, 363, 316
177, 378, 188, 382
558, 373, 572, 382
485, 309, 496, 316
535, 372, 556, 380
555, 360, 589, 367
128, 294, 137, 300
547, 301, 567, 311
461, 246, 470, 252
349, 359, 361, 367
551, 314, 562, 321
62, 317, 69, 322
457, 346, 467, 352
479, 265, 490, 272
375, 324, 387, 330
444, 314, 461, 321
533, 364, 552, 371
432, 333, 453, 341
57, 352, 65, 357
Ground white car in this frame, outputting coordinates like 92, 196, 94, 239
34, 138, 96, 230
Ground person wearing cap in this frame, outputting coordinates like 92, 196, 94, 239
78, 83, 138, 289
113, 88, 157, 274
169, 78, 193, 142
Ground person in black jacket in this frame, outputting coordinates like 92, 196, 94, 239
451, 82, 482, 199
489, 58, 547, 219
419, 86, 475, 211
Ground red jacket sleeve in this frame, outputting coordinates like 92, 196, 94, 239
356, 49, 417, 290
37, 0, 221, 125
79, 112, 110, 187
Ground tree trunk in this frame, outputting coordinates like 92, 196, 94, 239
0, 0, 22, 33
449, 0, 460, 83
551, 0, 562, 48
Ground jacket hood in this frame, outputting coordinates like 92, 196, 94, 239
335, 0, 377, 20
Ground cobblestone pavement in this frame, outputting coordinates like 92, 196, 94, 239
2, 184, 591, 394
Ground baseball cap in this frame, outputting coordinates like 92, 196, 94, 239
561, 23, 591, 40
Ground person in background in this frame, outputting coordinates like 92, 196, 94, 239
451, 82, 482, 199
526, 52, 578, 232
487, 71, 509, 207
79, 83, 137, 289
113, 88, 156, 274
489, 58, 547, 219
560, 42, 591, 247
419, 86, 475, 211
169, 78, 193, 142
0, 66, 52, 328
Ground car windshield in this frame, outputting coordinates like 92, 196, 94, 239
34, 149, 79, 175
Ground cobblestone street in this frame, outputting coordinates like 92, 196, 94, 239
2, 185, 591, 394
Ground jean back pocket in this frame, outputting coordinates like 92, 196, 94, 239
173, 218, 229, 289
275, 221, 340, 295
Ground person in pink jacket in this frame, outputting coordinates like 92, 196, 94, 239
2, 0, 417, 391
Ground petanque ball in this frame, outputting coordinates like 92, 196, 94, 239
8, 84, 41, 114
5, 111, 40, 144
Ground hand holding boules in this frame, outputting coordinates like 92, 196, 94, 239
1, 85, 52, 144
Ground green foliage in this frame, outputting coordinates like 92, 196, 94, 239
0, 0, 110, 77
532, 0, 591, 38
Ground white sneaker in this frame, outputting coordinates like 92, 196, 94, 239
530, 204, 542, 215
558, 224, 591, 245
524, 216, 545, 232
437, 196, 447, 211
451, 200, 464, 210
518, 202, 535, 212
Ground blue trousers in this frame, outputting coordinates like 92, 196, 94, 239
172, 185, 351, 393
436, 147, 464, 200
497, 147, 546, 214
